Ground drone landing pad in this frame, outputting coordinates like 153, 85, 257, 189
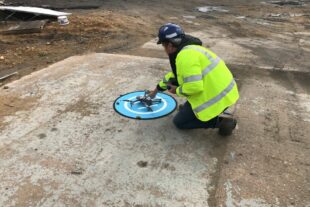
113, 91, 177, 120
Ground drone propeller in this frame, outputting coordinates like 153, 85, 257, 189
122, 90, 163, 111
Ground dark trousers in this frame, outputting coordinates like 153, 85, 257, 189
173, 102, 219, 129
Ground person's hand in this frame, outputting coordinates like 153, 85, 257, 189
148, 88, 158, 98
167, 84, 177, 94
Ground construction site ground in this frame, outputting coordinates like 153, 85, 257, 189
0, 0, 309, 206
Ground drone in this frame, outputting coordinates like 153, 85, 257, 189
123, 90, 162, 111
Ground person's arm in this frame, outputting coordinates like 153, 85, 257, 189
148, 87, 158, 98
157, 71, 175, 91
149, 71, 176, 98
176, 53, 204, 97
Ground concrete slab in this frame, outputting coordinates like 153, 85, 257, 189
0, 53, 220, 207
1, 46, 309, 207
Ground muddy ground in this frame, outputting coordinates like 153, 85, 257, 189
0, 0, 310, 206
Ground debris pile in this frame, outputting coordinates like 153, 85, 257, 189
0, 6, 71, 22
0, 19, 47, 34
0, 6, 71, 34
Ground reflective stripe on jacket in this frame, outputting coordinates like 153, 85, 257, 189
175, 45, 239, 121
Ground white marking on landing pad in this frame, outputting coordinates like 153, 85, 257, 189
0, 53, 216, 207
138, 104, 158, 109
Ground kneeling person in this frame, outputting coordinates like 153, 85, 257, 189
149, 23, 239, 135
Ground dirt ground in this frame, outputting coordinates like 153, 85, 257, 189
1, 0, 309, 79
0, 0, 310, 206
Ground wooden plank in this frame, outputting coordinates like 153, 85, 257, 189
0, 71, 18, 81
0, 20, 47, 34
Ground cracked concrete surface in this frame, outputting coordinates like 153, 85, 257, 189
0, 54, 221, 207
1, 52, 309, 207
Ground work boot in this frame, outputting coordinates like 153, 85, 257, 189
218, 117, 237, 136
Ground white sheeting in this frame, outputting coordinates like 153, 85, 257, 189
0, 6, 71, 16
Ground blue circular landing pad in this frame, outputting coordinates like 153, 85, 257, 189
113, 91, 177, 120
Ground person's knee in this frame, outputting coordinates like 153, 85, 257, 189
173, 116, 185, 129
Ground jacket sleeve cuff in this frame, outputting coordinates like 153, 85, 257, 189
176, 87, 185, 97
157, 84, 166, 91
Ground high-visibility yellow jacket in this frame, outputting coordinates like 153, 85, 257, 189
159, 45, 239, 121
